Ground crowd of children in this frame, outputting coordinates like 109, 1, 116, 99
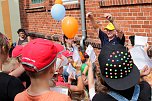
0, 12, 151, 101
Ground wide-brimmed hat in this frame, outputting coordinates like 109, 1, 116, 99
98, 44, 140, 90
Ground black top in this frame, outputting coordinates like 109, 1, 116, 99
18, 72, 31, 88
93, 81, 151, 101
99, 29, 125, 48
17, 37, 28, 45
0, 72, 25, 101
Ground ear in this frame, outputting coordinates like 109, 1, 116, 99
2, 46, 5, 52
49, 63, 56, 76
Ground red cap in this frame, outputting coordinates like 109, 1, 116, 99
54, 42, 65, 53
12, 45, 24, 58
21, 38, 62, 72
60, 50, 73, 58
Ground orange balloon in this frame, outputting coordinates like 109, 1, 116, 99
55, 0, 63, 4
62, 16, 79, 39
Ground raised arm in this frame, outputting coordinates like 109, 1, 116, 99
87, 59, 96, 100
104, 13, 124, 39
9, 64, 25, 77
69, 64, 84, 91
87, 59, 95, 90
86, 12, 100, 30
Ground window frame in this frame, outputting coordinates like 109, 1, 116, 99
62, 0, 78, 5
31, 0, 44, 4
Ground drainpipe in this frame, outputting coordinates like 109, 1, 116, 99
80, 0, 86, 53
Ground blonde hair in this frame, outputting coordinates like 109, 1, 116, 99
95, 70, 109, 93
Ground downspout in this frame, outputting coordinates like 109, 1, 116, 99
80, 0, 86, 53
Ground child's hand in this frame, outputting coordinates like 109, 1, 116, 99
104, 13, 114, 22
140, 65, 151, 76
69, 73, 75, 79
86, 58, 92, 68
68, 73, 75, 84
82, 75, 88, 85
86, 12, 94, 19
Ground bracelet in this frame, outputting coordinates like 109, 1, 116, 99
76, 73, 82, 78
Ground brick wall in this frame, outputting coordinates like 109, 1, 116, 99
19, 0, 152, 46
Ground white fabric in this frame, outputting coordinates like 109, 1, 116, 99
66, 63, 76, 79
86, 44, 96, 63
89, 87, 96, 101
135, 36, 148, 46
72, 46, 82, 64
55, 55, 68, 70
130, 46, 152, 70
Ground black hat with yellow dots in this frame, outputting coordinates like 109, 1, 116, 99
98, 43, 140, 90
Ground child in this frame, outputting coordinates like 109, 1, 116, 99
14, 38, 71, 101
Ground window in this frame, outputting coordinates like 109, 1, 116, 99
62, 0, 78, 5
32, 0, 44, 4
99, 0, 152, 7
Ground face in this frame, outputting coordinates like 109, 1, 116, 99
106, 29, 116, 39
68, 57, 73, 63
65, 38, 74, 43
58, 67, 63, 75
19, 32, 26, 38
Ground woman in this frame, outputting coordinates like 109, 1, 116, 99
0, 32, 25, 101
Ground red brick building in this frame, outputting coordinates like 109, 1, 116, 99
19, 0, 152, 46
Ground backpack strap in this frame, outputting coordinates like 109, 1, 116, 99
108, 85, 140, 101
108, 91, 128, 101
130, 84, 140, 101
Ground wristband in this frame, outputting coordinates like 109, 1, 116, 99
76, 73, 82, 78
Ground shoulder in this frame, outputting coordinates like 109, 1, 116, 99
9, 75, 24, 86
0, 72, 10, 78
139, 81, 151, 90
99, 29, 107, 38
0, 72, 22, 85
99, 29, 106, 34
14, 91, 26, 101
92, 92, 116, 101
7, 75, 25, 92
139, 81, 151, 101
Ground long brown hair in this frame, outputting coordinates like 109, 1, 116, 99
0, 32, 9, 60
95, 70, 109, 93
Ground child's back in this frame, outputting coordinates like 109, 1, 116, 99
15, 90, 71, 101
